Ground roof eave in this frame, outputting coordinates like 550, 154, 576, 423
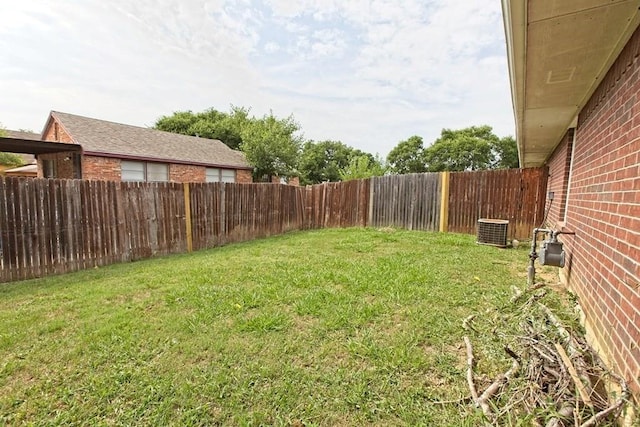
84, 151, 253, 170
503, 1, 640, 167
501, 0, 527, 168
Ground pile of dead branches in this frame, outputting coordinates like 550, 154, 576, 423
460, 284, 631, 426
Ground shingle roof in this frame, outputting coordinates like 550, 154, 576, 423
6, 130, 41, 141
4, 130, 39, 164
50, 111, 251, 169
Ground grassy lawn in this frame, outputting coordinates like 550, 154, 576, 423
0, 228, 563, 425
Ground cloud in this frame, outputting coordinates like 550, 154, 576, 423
0, 0, 514, 157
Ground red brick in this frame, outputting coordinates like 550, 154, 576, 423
547, 26, 640, 397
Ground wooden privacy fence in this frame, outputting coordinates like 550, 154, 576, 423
369, 173, 442, 231
0, 179, 306, 283
304, 179, 370, 229
447, 168, 548, 239
0, 167, 547, 283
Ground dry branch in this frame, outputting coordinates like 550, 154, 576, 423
545, 402, 575, 427
580, 377, 629, 427
463, 336, 479, 402
476, 358, 519, 416
458, 293, 629, 425
512, 282, 547, 303
554, 343, 593, 407
462, 315, 476, 332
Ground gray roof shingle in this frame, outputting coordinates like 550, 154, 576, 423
6, 130, 41, 141
51, 111, 251, 169
4, 130, 39, 164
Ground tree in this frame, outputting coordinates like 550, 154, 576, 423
154, 106, 249, 149
0, 123, 24, 167
0, 152, 24, 167
339, 155, 386, 181
155, 107, 302, 179
298, 140, 372, 185
491, 135, 519, 169
240, 112, 303, 180
423, 125, 517, 172
387, 135, 427, 174
155, 110, 199, 135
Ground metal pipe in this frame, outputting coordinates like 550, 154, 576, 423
527, 228, 551, 286
527, 228, 575, 286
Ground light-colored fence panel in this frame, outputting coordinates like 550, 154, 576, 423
369, 173, 441, 231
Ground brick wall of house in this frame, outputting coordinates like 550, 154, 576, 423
169, 164, 206, 183
82, 156, 121, 181
42, 119, 74, 143
37, 152, 76, 179
545, 130, 574, 224
40, 114, 254, 184
548, 26, 640, 395
236, 169, 253, 184
80, 158, 254, 183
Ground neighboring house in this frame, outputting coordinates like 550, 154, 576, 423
38, 111, 253, 183
0, 130, 38, 177
3, 164, 37, 178
503, 1, 640, 398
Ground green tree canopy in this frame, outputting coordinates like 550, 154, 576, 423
422, 125, 518, 172
155, 107, 303, 179
240, 112, 303, 180
0, 152, 24, 167
0, 123, 25, 167
155, 106, 249, 150
387, 135, 428, 174
339, 155, 386, 181
298, 140, 372, 185
490, 135, 519, 169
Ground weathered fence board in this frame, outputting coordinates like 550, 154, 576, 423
448, 168, 548, 239
0, 168, 547, 283
369, 173, 441, 231
304, 180, 369, 229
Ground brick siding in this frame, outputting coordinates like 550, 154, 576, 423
545, 130, 574, 224
42, 120, 73, 143
236, 169, 253, 184
169, 164, 206, 182
82, 156, 121, 181
37, 152, 77, 179
548, 26, 640, 395
40, 115, 253, 183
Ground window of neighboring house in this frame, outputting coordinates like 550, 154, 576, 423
42, 159, 56, 178
121, 160, 168, 182
121, 160, 145, 181
205, 167, 220, 183
221, 169, 236, 183
206, 167, 236, 183
146, 162, 168, 182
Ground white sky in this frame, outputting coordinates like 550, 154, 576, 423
0, 0, 515, 157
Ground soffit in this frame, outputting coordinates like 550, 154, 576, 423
505, 0, 640, 167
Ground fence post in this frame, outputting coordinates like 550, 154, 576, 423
368, 178, 374, 228
439, 171, 450, 233
183, 182, 193, 252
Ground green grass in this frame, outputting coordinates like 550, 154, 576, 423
0, 228, 554, 425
